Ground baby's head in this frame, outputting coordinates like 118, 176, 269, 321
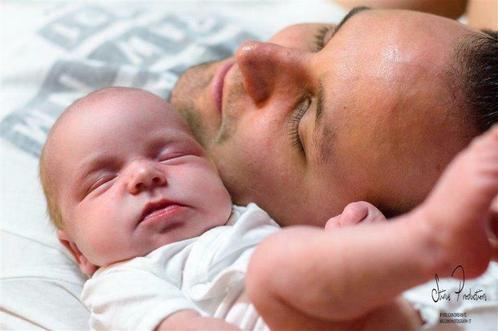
40, 87, 232, 276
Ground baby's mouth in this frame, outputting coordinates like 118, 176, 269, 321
139, 199, 185, 225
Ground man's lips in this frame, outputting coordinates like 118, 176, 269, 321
139, 200, 186, 226
211, 59, 235, 113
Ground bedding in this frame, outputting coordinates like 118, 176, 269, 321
0, 1, 496, 330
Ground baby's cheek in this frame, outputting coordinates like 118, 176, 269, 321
79, 211, 124, 266
85, 230, 128, 267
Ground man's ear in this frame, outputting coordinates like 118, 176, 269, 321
57, 230, 98, 276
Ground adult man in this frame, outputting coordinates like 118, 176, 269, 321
171, 7, 498, 227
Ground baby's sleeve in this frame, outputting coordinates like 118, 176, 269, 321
81, 263, 198, 331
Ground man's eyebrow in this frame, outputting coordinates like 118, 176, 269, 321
332, 6, 371, 37
311, 7, 371, 164
315, 82, 324, 125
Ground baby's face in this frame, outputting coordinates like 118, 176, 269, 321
49, 89, 232, 270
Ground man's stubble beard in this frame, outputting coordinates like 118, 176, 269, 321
170, 61, 247, 148
170, 61, 216, 147
214, 69, 246, 145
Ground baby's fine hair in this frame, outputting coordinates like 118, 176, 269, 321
39, 87, 140, 229
39, 112, 68, 229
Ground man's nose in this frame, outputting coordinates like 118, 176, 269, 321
125, 160, 167, 195
235, 40, 311, 104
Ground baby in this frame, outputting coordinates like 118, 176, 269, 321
40, 87, 498, 331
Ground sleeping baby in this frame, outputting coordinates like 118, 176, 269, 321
39, 87, 498, 331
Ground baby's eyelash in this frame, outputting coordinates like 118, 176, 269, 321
85, 175, 116, 197
313, 25, 334, 52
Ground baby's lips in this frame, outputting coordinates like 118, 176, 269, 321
140, 199, 178, 224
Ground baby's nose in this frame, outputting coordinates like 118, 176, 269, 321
126, 161, 167, 194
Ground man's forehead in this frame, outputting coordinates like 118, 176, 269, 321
312, 9, 473, 165
330, 9, 474, 85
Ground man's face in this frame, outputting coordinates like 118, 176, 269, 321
48, 89, 231, 268
171, 9, 478, 227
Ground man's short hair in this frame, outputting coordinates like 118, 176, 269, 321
455, 29, 498, 132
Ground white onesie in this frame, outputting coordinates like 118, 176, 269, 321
81, 203, 279, 331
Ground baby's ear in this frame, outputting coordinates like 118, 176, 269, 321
57, 230, 97, 276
